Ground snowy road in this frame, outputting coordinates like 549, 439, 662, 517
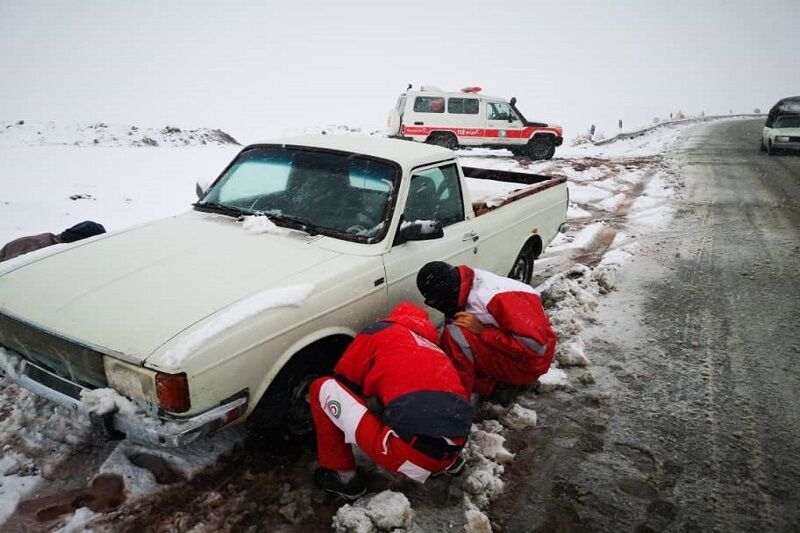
492, 119, 800, 531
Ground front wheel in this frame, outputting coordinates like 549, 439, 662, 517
760, 138, 767, 152
508, 243, 535, 284
525, 138, 556, 160
767, 141, 777, 155
246, 346, 343, 450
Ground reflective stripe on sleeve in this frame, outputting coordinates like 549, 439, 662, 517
513, 334, 547, 355
446, 325, 474, 362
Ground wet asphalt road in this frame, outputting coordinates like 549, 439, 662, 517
493, 119, 800, 532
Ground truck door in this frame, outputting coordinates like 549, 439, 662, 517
383, 162, 479, 322
485, 101, 525, 146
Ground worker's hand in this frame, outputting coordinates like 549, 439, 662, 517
453, 312, 484, 335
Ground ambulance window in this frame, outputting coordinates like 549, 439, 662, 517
448, 98, 479, 115
413, 96, 445, 113
487, 102, 514, 120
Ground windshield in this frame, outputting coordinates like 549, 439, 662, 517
775, 115, 800, 128
199, 146, 398, 242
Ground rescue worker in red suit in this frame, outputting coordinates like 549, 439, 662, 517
309, 302, 473, 499
416, 261, 557, 397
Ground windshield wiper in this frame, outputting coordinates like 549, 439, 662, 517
264, 212, 321, 236
193, 201, 251, 218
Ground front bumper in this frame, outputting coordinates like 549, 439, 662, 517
772, 140, 800, 151
1, 356, 246, 447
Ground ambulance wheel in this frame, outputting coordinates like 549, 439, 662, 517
759, 138, 766, 152
508, 242, 535, 284
427, 132, 458, 150
526, 137, 556, 160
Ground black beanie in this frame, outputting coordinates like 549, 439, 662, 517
416, 261, 461, 310
60, 221, 106, 243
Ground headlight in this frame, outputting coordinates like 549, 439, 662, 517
103, 357, 158, 405
775, 136, 790, 142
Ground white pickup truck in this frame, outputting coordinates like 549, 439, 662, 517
0, 135, 567, 447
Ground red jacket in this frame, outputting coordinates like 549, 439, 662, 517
446, 266, 557, 392
334, 302, 472, 439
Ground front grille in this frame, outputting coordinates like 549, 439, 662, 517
789, 136, 800, 142
0, 313, 108, 388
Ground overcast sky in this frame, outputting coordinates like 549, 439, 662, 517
1, 0, 798, 143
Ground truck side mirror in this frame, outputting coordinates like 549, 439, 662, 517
196, 176, 214, 199
394, 220, 444, 245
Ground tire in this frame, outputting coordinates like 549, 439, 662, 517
525, 137, 556, 160
427, 132, 458, 150
760, 138, 767, 152
767, 141, 776, 155
507, 146, 523, 157
246, 345, 343, 451
387, 109, 401, 137
508, 242, 535, 284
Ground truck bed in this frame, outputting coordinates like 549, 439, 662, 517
462, 166, 567, 216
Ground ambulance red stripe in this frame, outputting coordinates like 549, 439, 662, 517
401, 125, 562, 139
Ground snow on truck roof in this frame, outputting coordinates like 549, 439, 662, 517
259, 134, 455, 168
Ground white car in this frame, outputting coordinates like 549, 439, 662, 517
761, 114, 800, 155
388, 86, 563, 160
0, 135, 567, 447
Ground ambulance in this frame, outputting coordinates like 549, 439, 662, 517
388, 85, 563, 159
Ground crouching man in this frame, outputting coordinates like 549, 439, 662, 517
309, 302, 473, 500
416, 261, 557, 396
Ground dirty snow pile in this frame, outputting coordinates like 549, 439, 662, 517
0, 347, 242, 528
0, 348, 92, 523
333, 490, 415, 533
0, 120, 239, 148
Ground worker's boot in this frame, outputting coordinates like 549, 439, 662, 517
431, 455, 467, 478
313, 468, 367, 500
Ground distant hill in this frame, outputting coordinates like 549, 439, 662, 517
0, 120, 240, 147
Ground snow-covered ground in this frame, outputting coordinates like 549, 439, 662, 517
0, 118, 733, 531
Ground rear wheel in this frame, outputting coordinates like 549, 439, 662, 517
508, 242, 536, 284
427, 132, 458, 150
525, 137, 556, 160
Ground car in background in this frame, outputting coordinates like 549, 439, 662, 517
761, 96, 800, 154
388, 85, 563, 160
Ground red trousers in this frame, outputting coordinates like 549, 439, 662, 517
309, 377, 460, 483
441, 324, 548, 396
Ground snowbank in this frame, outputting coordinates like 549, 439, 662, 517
0, 120, 239, 148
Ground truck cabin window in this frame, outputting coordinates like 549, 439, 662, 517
199, 147, 398, 242
403, 164, 464, 228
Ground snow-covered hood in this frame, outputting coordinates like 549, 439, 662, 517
0, 211, 340, 360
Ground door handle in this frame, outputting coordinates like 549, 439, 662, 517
414, 121, 424, 125
462, 231, 479, 242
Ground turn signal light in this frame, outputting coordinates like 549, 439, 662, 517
156, 372, 191, 413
